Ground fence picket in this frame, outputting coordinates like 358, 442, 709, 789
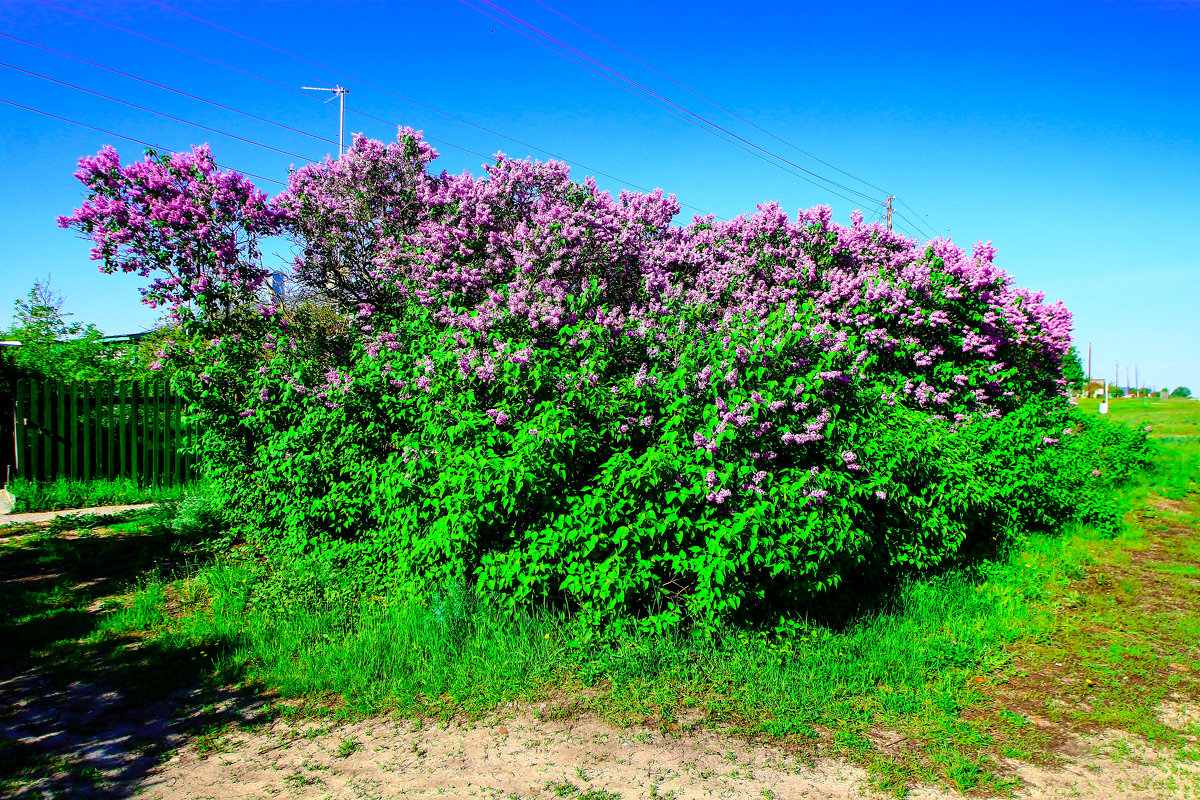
151, 383, 160, 489
77, 384, 88, 482
132, 381, 142, 485
42, 381, 52, 481
105, 380, 116, 479
8, 377, 194, 488
28, 381, 39, 481
55, 382, 66, 479
172, 393, 181, 482
15, 379, 28, 481
120, 382, 128, 482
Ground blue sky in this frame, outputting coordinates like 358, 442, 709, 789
1, 0, 1196, 392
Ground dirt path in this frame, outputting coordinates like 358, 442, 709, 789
1, 502, 157, 527
120, 703, 1200, 799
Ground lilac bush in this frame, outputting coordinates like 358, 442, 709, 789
61, 144, 286, 322
60, 131, 1103, 631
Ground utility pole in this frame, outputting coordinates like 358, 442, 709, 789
1115, 360, 1119, 398
886, 196, 893, 232
302, 84, 350, 156
1087, 342, 1092, 389
1135, 365, 1139, 398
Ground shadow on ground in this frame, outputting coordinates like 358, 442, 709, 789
0, 512, 274, 798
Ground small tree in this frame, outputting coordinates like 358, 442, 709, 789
1171, 386, 1193, 399
0, 278, 164, 382
1061, 346, 1086, 390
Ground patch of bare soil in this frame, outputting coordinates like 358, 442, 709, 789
118, 710, 1200, 800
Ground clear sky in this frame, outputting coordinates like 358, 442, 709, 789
1, 0, 1196, 392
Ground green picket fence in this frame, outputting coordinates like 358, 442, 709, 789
12, 378, 197, 486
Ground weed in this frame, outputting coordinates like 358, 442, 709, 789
192, 724, 232, 759
578, 791, 621, 800
335, 738, 362, 758
283, 769, 321, 788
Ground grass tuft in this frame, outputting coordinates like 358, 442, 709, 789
7, 476, 201, 513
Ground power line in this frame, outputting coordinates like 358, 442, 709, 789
894, 209, 936, 241
524, 1, 948, 237
36, 0, 309, 100
895, 197, 939, 239
137, 0, 706, 212
865, 202, 885, 226
0, 61, 320, 162
460, 2, 879, 212
35, 0, 925, 226
455, 0, 873, 207
0, 96, 286, 186
32, 1, 491, 162
528, 0, 895, 200
463, 0, 885, 207
457, 0, 713, 137
1, 32, 343, 150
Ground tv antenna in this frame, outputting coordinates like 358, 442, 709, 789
301, 84, 349, 156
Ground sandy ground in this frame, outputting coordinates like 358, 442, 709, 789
0, 503, 157, 526
5, 644, 1197, 800
112, 702, 1200, 800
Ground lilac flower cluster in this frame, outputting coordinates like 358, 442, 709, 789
58, 131, 1081, 626
58, 145, 287, 322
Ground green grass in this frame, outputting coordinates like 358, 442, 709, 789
3, 403, 1199, 796
1076, 395, 1200, 440
6, 475, 201, 513
64, 513, 1131, 792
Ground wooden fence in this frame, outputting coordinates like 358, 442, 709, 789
10, 378, 197, 486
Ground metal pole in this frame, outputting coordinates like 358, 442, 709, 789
301, 84, 349, 157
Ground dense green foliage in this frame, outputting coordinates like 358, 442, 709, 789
59, 135, 1134, 632
1172, 386, 1193, 398
0, 280, 163, 384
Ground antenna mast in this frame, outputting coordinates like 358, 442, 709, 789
301, 85, 349, 156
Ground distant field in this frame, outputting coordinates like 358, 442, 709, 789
1074, 396, 1200, 438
